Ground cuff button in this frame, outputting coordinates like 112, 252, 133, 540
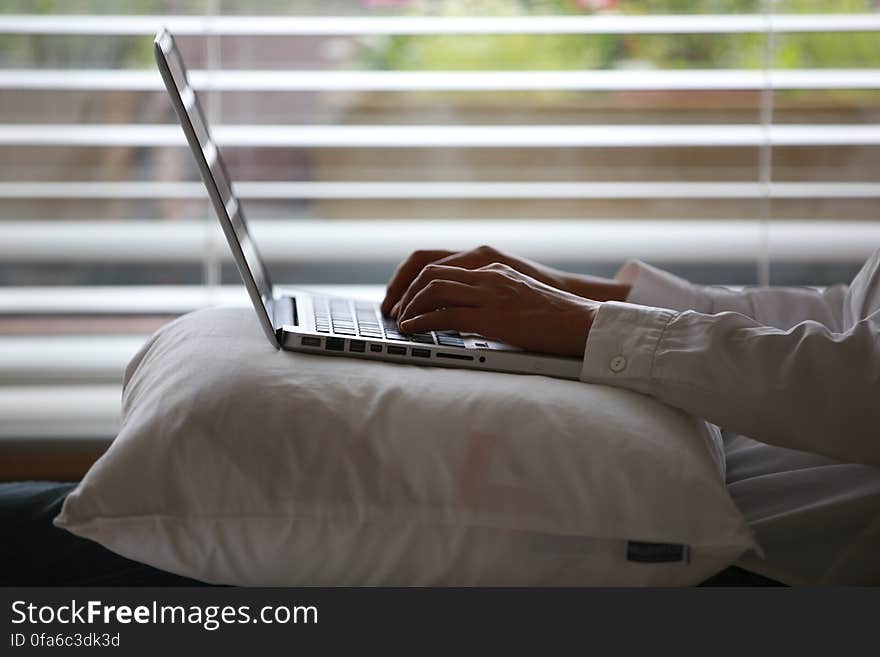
609, 355, 627, 373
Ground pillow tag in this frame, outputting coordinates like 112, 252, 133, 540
626, 541, 690, 564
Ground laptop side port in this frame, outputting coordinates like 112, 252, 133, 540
387, 345, 407, 356
411, 348, 430, 358
325, 337, 345, 352
369, 344, 383, 353
436, 352, 474, 361
349, 340, 366, 353
301, 336, 321, 347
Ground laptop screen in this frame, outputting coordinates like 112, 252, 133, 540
154, 29, 278, 339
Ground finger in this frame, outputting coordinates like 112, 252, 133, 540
381, 249, 454, 315
390, 250, 482, 319
396, 265, 481, 323
398, 280, 483, 324
386, 247, 504, 317
431, 247, 495, 271
399, 307, 487, 335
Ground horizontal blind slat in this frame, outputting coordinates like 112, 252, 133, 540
3, 124, 880, 147
1, 220, 877, 263
0, 336, 144, 383
0, 385, 120, 440
0, 285, 379, 315
2, 14, 879, 35
2, 181, 879, 200
3, 69, 880, 91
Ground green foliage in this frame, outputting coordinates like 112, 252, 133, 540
0, 0, 206, 12
0, 0, 170, 68
367, 0, 878, 71
1, 0, 877, 71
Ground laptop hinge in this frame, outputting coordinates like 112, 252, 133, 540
270, 295, 297, 330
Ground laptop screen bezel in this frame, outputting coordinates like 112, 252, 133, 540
153, 28, 280, 347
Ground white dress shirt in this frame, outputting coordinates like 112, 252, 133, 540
581, 249, 880, 584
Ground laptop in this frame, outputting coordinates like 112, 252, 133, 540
154, 29, 581, 380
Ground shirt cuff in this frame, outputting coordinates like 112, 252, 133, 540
580, 301, 678, 385
616, 259, 706, 312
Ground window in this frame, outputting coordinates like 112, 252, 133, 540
1, 1, 878, 470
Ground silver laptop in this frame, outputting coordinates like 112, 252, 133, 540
154, 29, 581, 380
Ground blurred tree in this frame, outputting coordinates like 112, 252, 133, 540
0, 0, 876, 75
366, 0, 878, 72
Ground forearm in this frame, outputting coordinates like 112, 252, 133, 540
581, 302, 880, 467
553, 270, 632, 303
617, 259, 848, 330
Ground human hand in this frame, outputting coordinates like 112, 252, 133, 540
395, 262, 599, 358
382, 245, 629, 318
382, 245, 574, 318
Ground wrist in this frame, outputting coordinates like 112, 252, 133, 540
561, 300, 599, 358
614, 282, 633, 302
560, 273, 631, 303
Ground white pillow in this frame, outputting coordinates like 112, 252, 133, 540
56, 307, 755, 585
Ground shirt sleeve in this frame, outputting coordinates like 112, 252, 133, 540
581, 301, 880, 467
617, 259, 849, 332
586, 249, 880, 466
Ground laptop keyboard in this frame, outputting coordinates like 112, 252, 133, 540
312, 296, 466, 347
